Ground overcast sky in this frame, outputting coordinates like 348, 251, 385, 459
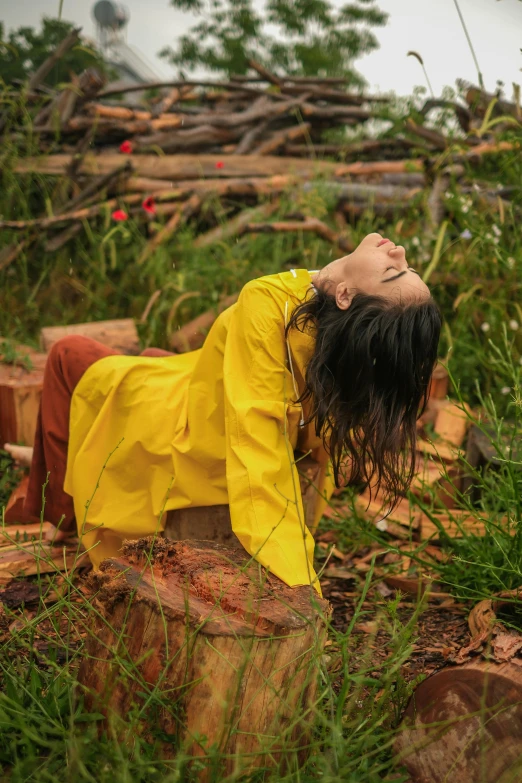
1, 0, 521, 97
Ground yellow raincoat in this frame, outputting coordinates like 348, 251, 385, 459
64, 269, 334, 589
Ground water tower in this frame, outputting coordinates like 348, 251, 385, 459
91, 0, 159, 88
92, 0, 129, 53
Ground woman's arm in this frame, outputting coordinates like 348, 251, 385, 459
223, 281, 319, 591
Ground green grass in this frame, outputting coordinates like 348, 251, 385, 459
0, 531, 422, 782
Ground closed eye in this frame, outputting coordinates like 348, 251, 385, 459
384, 266, 418, 274
382, 270, 407, 282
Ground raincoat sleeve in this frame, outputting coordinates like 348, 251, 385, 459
223, 280, 319, 591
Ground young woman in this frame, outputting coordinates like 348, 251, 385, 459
5, 233, 441, 591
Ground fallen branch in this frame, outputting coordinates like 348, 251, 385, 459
16, 153, 429, 181
247, 59, 282, 87
63, 160, 133, 213
252, 123, 311, 155
44, 223, 83, 253
28, 27, 81, 91
151, 86, 191, 117
240, 217, 354, 253
170, 294, 239, 352
234, 119, 275, 155
97, 79, 290, 101
285, 138, 420, 158
117, 174, 296, 197
0, 197, 140, 230
137, 193, 201, 265
15, 152, 340, 179
194, 202, 278, 249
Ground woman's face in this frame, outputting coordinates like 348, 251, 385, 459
314, 232, 430, 310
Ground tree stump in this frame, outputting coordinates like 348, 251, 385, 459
395, 658, 522, 782
0, 348, 46, 446
164, 454, 322, 543
77, 537, 329, 777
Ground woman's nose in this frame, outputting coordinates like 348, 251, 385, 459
388, 245, 406, 260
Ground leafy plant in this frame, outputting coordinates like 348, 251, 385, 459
160, 0, 388, 84
0, 339, 33, 371
0, 18, 106, 87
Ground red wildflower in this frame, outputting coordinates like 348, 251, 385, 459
119, 140, 133, 154
112, 209, 128, 222
142, 196, 156, 215
215, 161, 224, 169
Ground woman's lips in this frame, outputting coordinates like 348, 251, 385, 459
377, 238, 390, 247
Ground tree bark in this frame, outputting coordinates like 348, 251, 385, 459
77, 538, 329, 778
13, 153, 341, 180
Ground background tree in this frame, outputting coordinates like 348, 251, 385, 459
0, 17, 106, 87
160, 0, 388, 86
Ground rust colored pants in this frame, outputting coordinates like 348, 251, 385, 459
24, 336, 173, 530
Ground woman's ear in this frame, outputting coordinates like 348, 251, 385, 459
335, 282, 353, 311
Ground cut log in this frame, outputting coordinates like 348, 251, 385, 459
416, 437, 461, 463
394, 659, 522, 783
164, 505, 235, 545
462, 422, 521, 503
411, 454, 461, 509
15, 153, 422, 181
61, 161, 133, 213
417, 397, 451, 430
137, 124, 240, 152
297, 454, 323, 531
240, 217, 354, 253
433, 402, 471, 447
193, 202, 278, 249
165, 455, 322, 541
39, 318, 139, 354
77, 538, 329, 776
118, 174, 295, 197
355, 494, 421, 540
4, 475, 33, 524
464, 421, 520, 468
0, 353, 46, 447
170, 293, 239, 352
418, 510, 490, 540
0, 521, 52, 544
355, 491, 494, 540
252, 123, 311, 155
0, 539, 86, 584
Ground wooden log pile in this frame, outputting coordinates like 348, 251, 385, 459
2, 34, 520, 265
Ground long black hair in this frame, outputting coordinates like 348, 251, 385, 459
286, 286, 442, 507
